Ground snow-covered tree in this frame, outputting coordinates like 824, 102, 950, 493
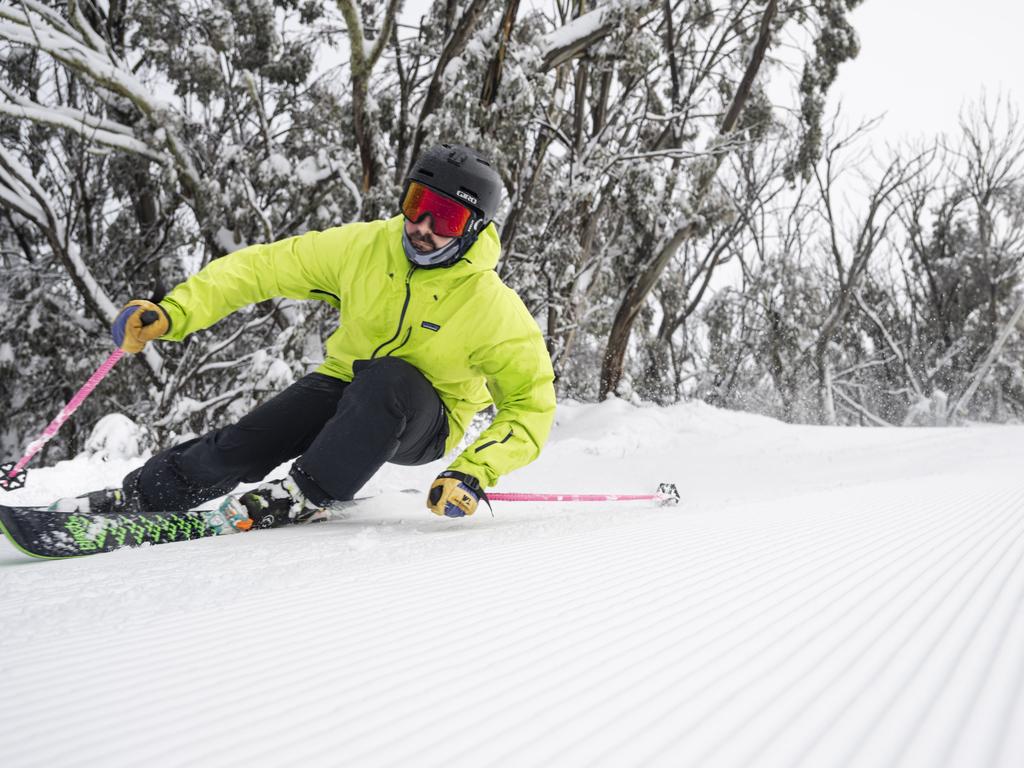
2, 0, 1021, 465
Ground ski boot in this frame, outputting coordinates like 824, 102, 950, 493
209, 475, 328, 534
48, 487, 140, 515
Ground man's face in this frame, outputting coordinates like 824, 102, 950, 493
404, 215, 455, 252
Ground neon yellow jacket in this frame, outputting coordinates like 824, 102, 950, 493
158, 215, 556, 488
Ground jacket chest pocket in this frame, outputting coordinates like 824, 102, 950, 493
349, 277, 410, 342
402, 321, 473, 378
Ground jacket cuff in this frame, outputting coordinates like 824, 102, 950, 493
157, 298, 185, 341
447, 457, 499, 489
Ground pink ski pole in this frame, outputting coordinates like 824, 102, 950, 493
489, 483, 680, 506
1, 348, 125, 491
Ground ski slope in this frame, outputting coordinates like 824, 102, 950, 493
1, 399, 1022, 767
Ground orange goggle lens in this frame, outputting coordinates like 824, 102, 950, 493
401, 181, 473, 238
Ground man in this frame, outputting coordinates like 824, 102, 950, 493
56, 144, 556, 531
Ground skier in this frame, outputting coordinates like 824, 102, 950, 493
53, 144, 556, 531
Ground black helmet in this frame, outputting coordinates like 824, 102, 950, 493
400, 144, 502, 267
405, 144, 502, 223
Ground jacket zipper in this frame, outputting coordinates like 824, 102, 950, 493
371, 265, 416, 358
387, 327, 413, 355
474, 429, 514, 453
309, 288, 340, 303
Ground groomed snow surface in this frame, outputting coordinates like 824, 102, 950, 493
1, 399, 1022, 767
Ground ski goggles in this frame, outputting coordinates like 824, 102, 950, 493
401, 181, 477, 238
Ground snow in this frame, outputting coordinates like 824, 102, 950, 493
214, 225, 248, 253
540, 6, 610, 56
0, 16, 170, 115
295, 154, 336, 187
83, 414, 146, 461
0, 100, 165, 161
1, 399, 1022, 766
262, 152, 292, 178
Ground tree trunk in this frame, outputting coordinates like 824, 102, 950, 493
948, 298, 1024, 420
335, 0, 402, 196
408, 0, 490, 168
480, 0, 520, 106
598, 0, 778, 399
817, 348, 837, 425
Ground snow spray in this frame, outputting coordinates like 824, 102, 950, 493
1, 349, 125, 491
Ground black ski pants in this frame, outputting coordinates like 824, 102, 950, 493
123, 357, 449, 511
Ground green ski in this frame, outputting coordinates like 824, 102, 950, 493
0, 504, 219, 559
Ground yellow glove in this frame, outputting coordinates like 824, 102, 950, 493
427, 471, 487, 518
111, 300, 170, 353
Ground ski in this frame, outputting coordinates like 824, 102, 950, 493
0, 504, 221, 559
0, 490, 421, 560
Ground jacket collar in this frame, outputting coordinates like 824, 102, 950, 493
387, 214, 499, 277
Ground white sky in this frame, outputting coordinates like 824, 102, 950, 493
830, 0, 1022, 144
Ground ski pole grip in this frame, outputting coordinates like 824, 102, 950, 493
140, 310, 160, 326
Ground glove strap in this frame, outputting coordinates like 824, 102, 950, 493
127, 299, 172, 334
437, 470, 493, 516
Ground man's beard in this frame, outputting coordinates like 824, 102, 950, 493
402, 229, 463, 268
410, 235, 436, 251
